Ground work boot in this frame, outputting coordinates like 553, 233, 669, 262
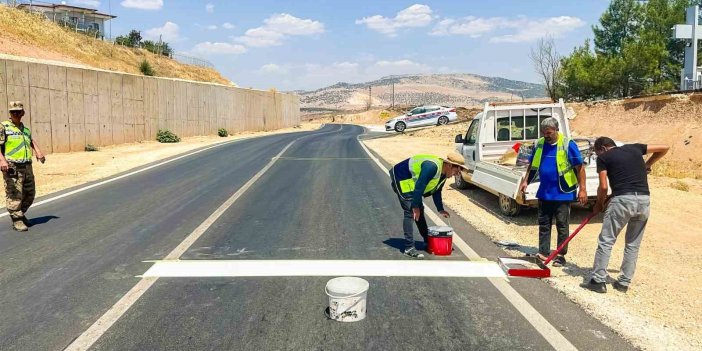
403, 248, 425, 259
612, 281, 629, 293
12, 219, 28, 232
581, 279, 607, 293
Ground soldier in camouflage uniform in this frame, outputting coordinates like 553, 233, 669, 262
1, 101, 46, 231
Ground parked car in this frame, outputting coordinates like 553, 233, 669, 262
385, 105, 458, 132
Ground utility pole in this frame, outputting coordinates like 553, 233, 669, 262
108, 0, 112, 40
391, 82, 395, 110
367, 85, 372, 111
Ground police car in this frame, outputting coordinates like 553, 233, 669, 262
384, 105, 458, 132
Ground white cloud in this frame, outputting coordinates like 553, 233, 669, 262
120, 0, 163, 10
263, 13, 325, 35
222, 22, 236, 30
235, 13, 325, 48
430, 17, 504, 37
490, 16, 585, 43
236, 27, 285, 47
356, 4, 434, 37
143, 22, 181, 42
258, 64, 289, 75
429, 15, 584, 43
206, 25, 218, 30
191, 42, 248, 55
205, 3, 214, 13
71, 0, 100, 8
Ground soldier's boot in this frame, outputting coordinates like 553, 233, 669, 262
12, 219, 28, 232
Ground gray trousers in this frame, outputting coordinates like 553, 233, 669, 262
591, 195, 650, 286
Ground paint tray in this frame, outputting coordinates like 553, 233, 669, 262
498, 256, 550, 278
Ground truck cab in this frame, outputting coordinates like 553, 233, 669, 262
453, 99, 600, 216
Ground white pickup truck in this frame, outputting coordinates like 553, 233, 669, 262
453, 99, 600, 216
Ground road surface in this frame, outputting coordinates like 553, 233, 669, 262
0, 124, 634, 350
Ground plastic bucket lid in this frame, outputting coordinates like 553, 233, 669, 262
428, 226, 454, 237
325, 277, 369, 298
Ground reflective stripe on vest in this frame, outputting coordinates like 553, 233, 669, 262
398, 154, 446, 195
2, 121, 32, 163
531, 134, 577, 193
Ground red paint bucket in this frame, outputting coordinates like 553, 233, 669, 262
427, 226, 454, 256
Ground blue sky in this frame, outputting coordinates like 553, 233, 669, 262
74, 0, 611, 90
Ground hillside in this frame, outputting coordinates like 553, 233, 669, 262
0, 5, 229, 84
299, 73, 545, 110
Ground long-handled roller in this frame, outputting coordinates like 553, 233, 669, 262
498, 213, 595, 278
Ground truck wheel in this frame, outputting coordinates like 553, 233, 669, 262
454, 173, 473, 189
394, 122, 406, 132
437, 116, 449, 125
498, 194, 522, 217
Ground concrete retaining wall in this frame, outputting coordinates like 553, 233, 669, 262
0, 57, 300, 154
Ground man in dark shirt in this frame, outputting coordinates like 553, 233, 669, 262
582, 137, 669, 293
390, 152, 466, 259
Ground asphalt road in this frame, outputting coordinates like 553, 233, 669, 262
0, 124, 636, 350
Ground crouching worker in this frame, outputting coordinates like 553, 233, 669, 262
390, 152, 466, 259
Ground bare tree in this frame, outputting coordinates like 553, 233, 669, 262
530, 37, 561, 101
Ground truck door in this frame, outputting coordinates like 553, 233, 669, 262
460, 119, 480, 169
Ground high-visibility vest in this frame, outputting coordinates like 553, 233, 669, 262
396, 154, 446, 195
2, 121, 32, 163
531, 134, 577, 193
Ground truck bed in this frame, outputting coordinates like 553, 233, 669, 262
471, 160, 601, 205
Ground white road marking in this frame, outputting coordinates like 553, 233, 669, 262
65, 125, 343, 351
357, 130, 578, 351
140, 260, 507, 278
362, 125, 393, 133
0, 129, 319, 218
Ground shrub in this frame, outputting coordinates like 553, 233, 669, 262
218, 128, 228, 137
139, 60, 155, 76
670, 180, 689, 192
85, 144, 99, 152
156, 129, 180, 143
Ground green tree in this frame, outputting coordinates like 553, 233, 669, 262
593, 0, 643, 56
127, 30, 142, 47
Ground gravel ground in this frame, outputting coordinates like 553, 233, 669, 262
363, 131, 702, 351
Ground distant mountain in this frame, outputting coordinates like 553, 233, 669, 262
298, 73, 546, 110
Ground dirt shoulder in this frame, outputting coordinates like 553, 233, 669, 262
362, 131, 701, 351
1, 123, 320, 200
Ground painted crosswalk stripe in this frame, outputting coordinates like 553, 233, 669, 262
140, 260, 507, 278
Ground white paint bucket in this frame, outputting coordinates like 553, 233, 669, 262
325, 277, 369, 322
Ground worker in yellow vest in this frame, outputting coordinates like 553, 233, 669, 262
1, 101, 46, 232
390, 152, 466, 259
519, 117, 587, 266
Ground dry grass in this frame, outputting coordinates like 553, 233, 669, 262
651, 160, 702, 180
669, 180, 690, 192
0, 6, 229, 84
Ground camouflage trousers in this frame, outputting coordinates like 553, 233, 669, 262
3, 162, 36, 220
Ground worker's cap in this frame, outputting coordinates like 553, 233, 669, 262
443, 151, 468, 170
8, 101, 24, 112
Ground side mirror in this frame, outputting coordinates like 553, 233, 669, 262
406, 112, 411, 116
455, 134, 465, 144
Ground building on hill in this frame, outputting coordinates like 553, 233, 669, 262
16, 1, 116, 39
